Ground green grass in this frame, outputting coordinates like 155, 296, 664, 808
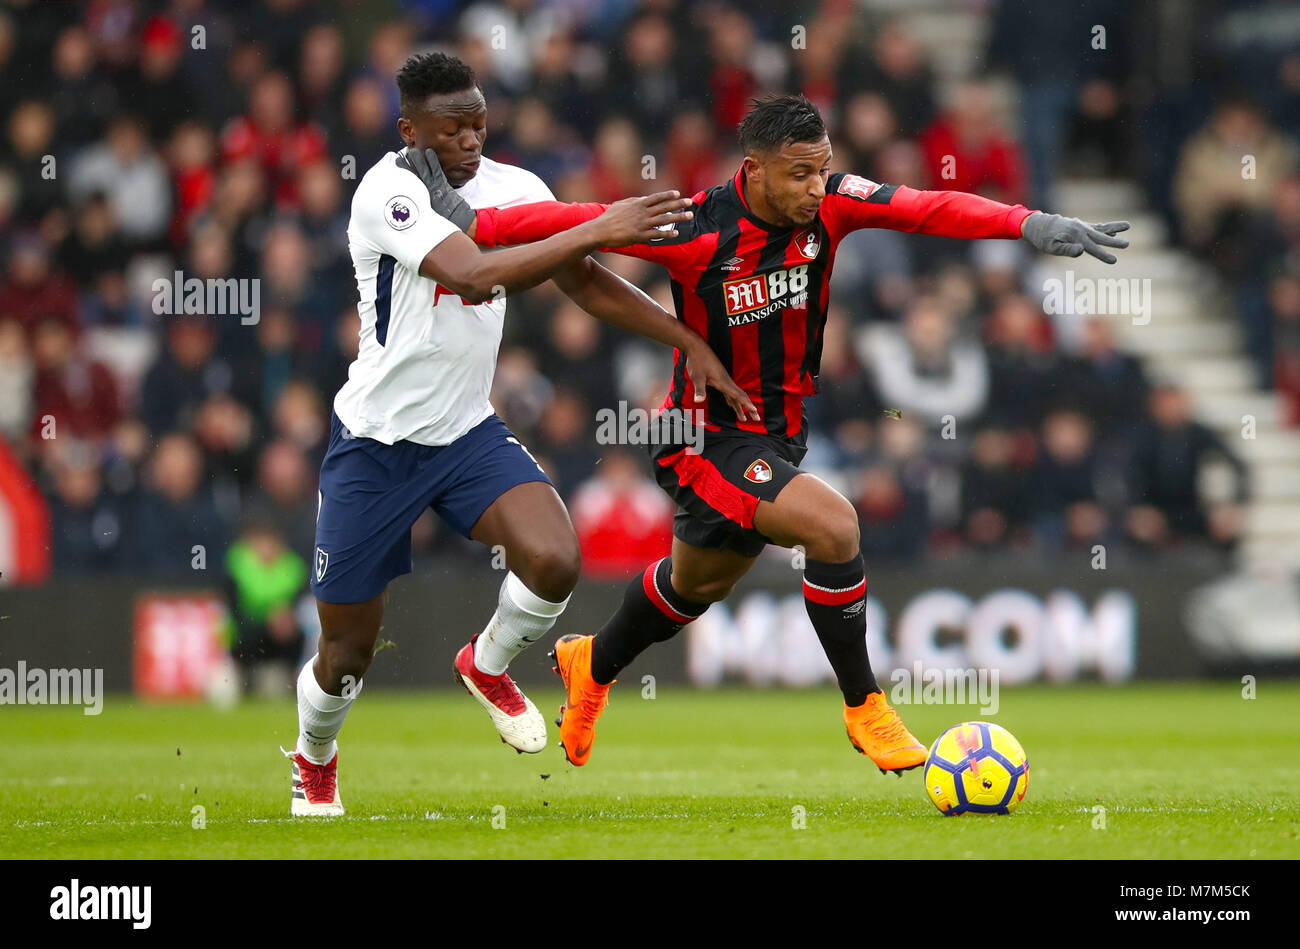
2, 683, 1298, 858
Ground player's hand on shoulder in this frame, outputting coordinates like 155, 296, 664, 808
1020, 211, 1130, 264
402, 146, 476, 233
592, 191, 694, 247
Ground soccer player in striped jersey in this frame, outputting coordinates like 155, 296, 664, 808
436, 93, 1129, 776
286, 53, 754, 816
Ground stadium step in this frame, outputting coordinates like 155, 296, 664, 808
1113, 212, 1168, 250
1053, 179, 1145, 219
1143, 286, 1219, 325
1239, 537, 1300, 570
905, 11, 986, 78
1245, 502, 1300, 536
1187, 391, 1282, 430
1112, 321, 1241, 356
1250, 462, 1300, 500
1147, 355, 1257, 392
1236, 431, 1300, 463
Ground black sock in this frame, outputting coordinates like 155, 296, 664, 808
803, 553, 879, 707
590, 557, 709, 684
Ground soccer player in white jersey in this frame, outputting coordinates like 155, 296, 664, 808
286, 52, 756, 815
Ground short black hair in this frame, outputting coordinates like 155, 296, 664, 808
737, 94, 826, 155
396, 52, 477, 115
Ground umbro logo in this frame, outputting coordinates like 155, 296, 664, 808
842, 600, 866, 617
720, 255, 744, 271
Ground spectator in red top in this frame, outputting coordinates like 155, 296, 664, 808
919, 83, 1028, 206
30, 317, 121, 445
166, 122, 217, 246
0, 234, 79, 338
707, 7, 758, 131
571, 449, 675, 579
662, 108, 724, 198
219, 71, 327, 209
793, 17, 849, 121
1271, 272, 1300, 426
586, 117, 651, 204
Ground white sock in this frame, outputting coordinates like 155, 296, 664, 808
473, 572, 570, 676
296, 657, 360, 765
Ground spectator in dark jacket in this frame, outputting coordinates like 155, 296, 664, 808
138, 319, 233, 434
982, 292, 1060, 430
1126, 385, 1249, 548
46, 445, 127, 573
1032, 409, 1108, 548
1057, 318, 1150, 449
128, 432, 230, 575
960, 426, 1034, 549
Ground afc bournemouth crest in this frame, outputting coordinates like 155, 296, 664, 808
744, 459, 773, 484
796, 230, 820, 259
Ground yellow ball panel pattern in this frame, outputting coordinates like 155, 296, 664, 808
923, 722, 1028, 816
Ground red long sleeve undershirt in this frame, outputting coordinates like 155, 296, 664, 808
473, 184, 1033, 252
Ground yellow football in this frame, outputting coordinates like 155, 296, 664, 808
924, 721, 1029, 815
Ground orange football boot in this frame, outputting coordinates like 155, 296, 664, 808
844, 691, 927, 775
548, 634, 611, 766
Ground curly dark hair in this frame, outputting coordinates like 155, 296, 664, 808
396, 52, 478, 115
737, 94, 826, 155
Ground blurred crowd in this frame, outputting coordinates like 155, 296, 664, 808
0, 0, 1288, 641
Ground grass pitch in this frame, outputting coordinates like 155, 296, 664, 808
1, 682, 1297, 859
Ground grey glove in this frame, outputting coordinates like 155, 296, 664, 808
400, 146, 475, 233
1021, 211, 1130, 264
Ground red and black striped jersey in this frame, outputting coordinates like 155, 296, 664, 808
474, 167, 1033, 444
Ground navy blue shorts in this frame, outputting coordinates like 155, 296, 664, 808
311, 412, 551, 604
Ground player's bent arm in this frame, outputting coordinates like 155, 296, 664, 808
418, 227, 605, 304
552, 256, 690, 349
429, 192, 693, 301
551, 257, 759, 422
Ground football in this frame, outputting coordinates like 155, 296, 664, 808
924, 722, 1029, 816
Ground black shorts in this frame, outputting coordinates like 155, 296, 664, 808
649, 429, 807, 557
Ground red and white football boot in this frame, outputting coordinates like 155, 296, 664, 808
453, 634, 547, 753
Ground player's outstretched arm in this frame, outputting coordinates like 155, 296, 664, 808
825, 178, 1130, 264
417, 192, 692, 303
552, 257, 760, 422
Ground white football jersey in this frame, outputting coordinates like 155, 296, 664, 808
335, 152, 555, 446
